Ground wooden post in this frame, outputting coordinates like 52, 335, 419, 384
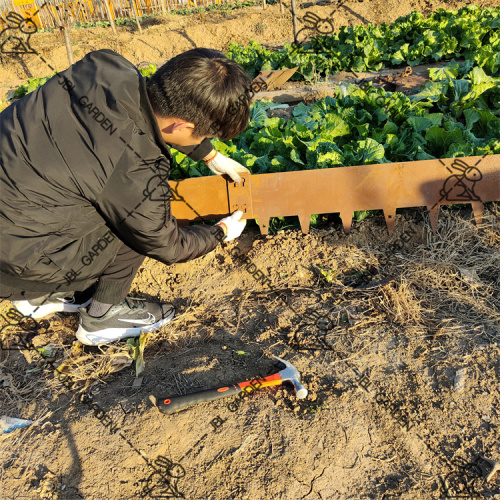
61, 0, 74, 65
32, 1, 45, 30
279, 0, 283, 13
291, 0, 298, 41
262, 0, 266, 9
102, 0, 117, 34
62, 25, 74, 64
131, 0, 143, 33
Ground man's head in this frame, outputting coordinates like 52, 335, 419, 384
146, 48, 252, 147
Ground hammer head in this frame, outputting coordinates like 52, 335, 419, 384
272, 355, 308, 399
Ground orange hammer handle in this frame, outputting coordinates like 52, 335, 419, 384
238, 372, 282, 390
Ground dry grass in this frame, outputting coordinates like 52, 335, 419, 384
0, 332, 135, 411
47, 342, 134, 395
379, 278, 427, 326
0, 367, 42, 419
400, 208, 500, 337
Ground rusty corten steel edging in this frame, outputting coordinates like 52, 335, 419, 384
169, 175, 230, 225
170, 155, 500, 235
253, 67, 299, 91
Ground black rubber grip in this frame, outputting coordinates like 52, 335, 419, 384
157, 385, 242, 414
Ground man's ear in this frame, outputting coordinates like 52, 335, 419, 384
171, 120, 195, 132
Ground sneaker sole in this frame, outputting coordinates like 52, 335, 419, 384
75, 309, 175, 346
12, 298, 92, 319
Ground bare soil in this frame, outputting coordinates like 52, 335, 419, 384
1, 1, 500, 499
1, 0, 500, 89
1, 205, 499, 499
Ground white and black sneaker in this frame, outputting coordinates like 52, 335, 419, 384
12, 291, 93, 319
76, 297, 175, 346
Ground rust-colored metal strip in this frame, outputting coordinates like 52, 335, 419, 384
170, 155, 500, 234
169, 175, 230, 226
252, 67, 299, 91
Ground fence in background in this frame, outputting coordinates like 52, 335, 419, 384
0, 0, 233, 30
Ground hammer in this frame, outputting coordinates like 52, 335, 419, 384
151, 355, 307, 415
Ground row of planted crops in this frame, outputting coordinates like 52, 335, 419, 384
172, 6, 500, 178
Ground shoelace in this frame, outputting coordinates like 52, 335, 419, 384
123, 297, 146, 311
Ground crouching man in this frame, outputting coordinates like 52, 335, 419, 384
0, 48, 251, 346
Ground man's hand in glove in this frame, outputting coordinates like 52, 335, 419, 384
204, 151, 249, 184
216, 210, 246, 242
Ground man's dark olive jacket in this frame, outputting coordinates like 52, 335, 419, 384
0, 49, 223, 293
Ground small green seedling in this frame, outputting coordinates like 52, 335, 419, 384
306, 401, 327, 414
37, 344, 55, 358
314, 265, 336, 283
126, 331, 149, 377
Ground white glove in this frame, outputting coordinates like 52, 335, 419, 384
216, 210, 246, 242
206, 152, 250, 183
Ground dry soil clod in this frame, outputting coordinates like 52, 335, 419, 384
481, 455, 500, 483
453, 367, 467, 392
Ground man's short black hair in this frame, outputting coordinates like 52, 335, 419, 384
146, 48, 252, 141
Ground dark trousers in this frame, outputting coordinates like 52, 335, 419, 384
0, 243, 145, 305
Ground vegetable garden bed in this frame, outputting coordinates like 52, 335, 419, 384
171, 63, 500, 183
